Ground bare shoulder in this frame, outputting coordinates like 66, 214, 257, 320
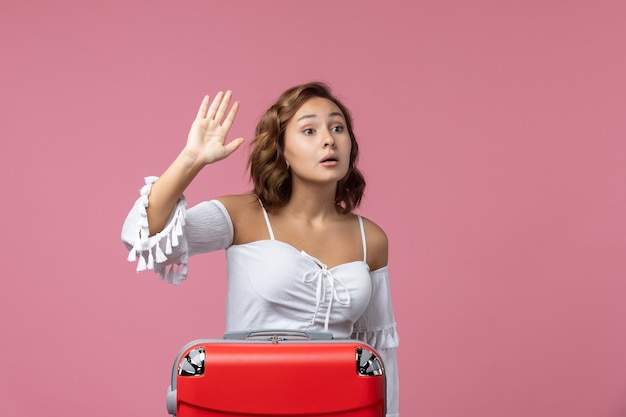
216, 194, 259, 215
216, 194, 266, 244
360, 216, 389, 271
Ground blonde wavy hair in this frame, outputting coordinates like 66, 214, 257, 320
248, 82, 365, 213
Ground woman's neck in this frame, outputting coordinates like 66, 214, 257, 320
281, 181, 340, 223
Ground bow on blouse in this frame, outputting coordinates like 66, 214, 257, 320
301, 252, 351, 331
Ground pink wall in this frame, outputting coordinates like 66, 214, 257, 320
1, 1, 625, 416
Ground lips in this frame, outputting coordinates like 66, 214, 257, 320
320, 154, 338, 163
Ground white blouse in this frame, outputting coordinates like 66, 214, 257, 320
122, 176, 400, 417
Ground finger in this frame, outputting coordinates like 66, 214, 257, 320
196, 95, 210, 119
214, 90, 232, 124
221, 100, 240, 130
223, 137, 245, 156
206, 91, 224, 120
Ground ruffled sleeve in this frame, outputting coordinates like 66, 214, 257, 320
121, 176, 233, 284
351, 266, 400, 417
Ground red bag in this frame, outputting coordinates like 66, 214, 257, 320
166, 330, 386, 416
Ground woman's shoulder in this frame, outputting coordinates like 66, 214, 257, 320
216, 193, 260, 211
216, 193, 267, 244
358, 215, 389, 270
215, 193, 265, 223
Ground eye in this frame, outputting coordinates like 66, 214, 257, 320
303, 128, 315, 135
331, 125, 345, 133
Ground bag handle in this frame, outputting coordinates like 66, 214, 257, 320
223, 330, 334, 341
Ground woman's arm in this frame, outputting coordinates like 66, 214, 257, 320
354, 219, 399, 416
363, 217, 389, 272
351, 266, 400, 417
147, 91, 244, 235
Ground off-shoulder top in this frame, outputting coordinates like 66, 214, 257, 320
121, 176, 400, 417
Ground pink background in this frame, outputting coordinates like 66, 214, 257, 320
1, 1, 625, 416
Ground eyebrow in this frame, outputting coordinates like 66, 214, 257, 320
296, 111, 345, 122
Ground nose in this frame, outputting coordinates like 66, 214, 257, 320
322, 128, 335, 148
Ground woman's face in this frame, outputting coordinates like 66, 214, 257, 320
283, 97, 352, 185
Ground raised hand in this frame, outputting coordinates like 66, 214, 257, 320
184, 90, 245, 165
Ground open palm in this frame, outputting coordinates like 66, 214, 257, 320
185, 90, 244, 165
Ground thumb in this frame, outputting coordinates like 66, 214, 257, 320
223, 137, 245, 156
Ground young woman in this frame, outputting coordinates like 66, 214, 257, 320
122, 82, 400, 416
